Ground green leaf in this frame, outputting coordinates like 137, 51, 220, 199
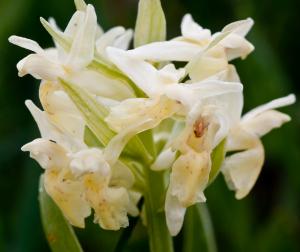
134, 0, 166, 48
39, 176, 83, 252
209, 139, 226, 184
60, 78, 152, 163
183, 204, 217, 252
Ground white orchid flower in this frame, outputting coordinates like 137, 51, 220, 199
9, 5, 97, 80
103, 47, 243, 166
21, 100, 137, 230
9, 5, 135, 101
164, 88, 244, 236
222, 94, 296, 199
126, 14, 254, 63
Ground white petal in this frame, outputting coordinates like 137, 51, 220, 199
241, 110, 291, 137
96, 26, 125, 54
159, 64, 186, 84
219, 33, 254, 60
181, 14, 211, 42
128, 41, 202, 62
127, 191, 141, 217
67, 4, 97, 69
242, 94, 296, 122
165, 189, 186, 236
21, 138, 69, 169
222, 138, 264, 199
151, 148, 176, 171
44, 169, 91, 228
113, 29, 133, 50
25, 100, 85, 152
106, 47, 162, 97
8, 35, 44, 54
17, 54, 63, 80
69, 148, 110, 177
222, 18, 254, 37
39, 82, 85, 139
84, 173, 130, 230
103, 118, 156, 165
165, 80, 243, 109
96, 96, 120, 108
169, 151, 210, 206
188, 46, 228, 82
68, 69, 135, 100
64, 11, 85, 39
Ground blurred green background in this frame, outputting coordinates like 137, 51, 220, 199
0, 0, 299, 251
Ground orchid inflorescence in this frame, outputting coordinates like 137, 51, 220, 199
9, 0, 295, 249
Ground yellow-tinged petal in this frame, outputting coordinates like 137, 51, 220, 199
169, 150, 210, 207
222, 127, 264, 199
84, 173, 130, 230
39, 81, 85, 141
44, 168, 91, 228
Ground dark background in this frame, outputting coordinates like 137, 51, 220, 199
0, 0, 299, 251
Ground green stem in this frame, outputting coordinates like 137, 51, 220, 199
183, 204, 217, 252
144, 170, 174, 252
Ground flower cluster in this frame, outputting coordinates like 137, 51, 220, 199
10, 0, 295, 236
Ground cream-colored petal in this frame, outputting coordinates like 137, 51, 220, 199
67, 69, 135, 100
106, 47, 163, 97
69, 148, 110, 177
64, 11, 85, 39
104, 98, 180, 165
127, 191, 141, 217
8, 35, 44, 54
151, 148, 176, 171
222, 18, 254, 37
113, 29, 133, 50
188, 46, 228, 82
181, 14, 211, 42
169, 150, 210, 207
241, 110, 291, 137
208, 64, 241, 82
17, 54, 63, 80
25, 100, 85, 152
219, 33, 254, 60
96, 26, 125, 53
159, 64, 186, 84
222, 136, 264, 199
66, 4, 97, 69
44, 168, 91, 228
165, 189, 186, 236
165, 80, 242, 109
128, 40, 202, 62
106, 97, 180, 132
242, 94, 296, 121
84, 173, 130, 230
21, 138, 69, 170
39, 82, 85, 139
